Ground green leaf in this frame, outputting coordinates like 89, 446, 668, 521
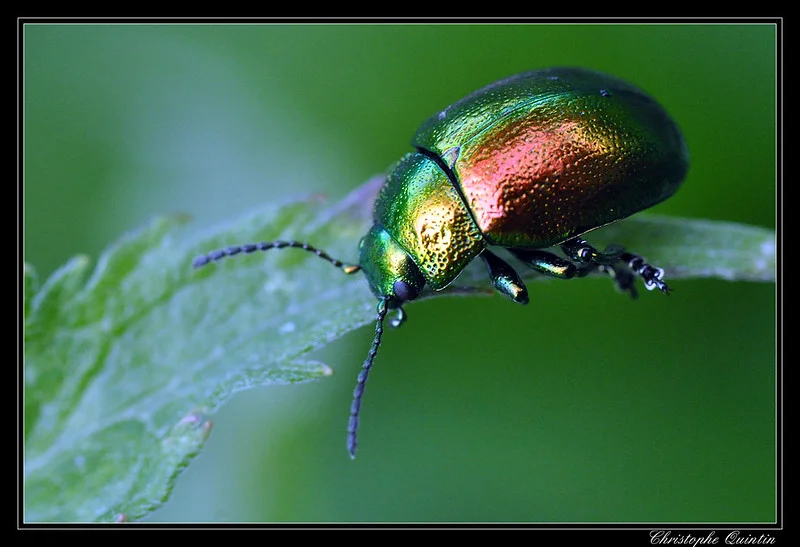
23, 176, 775, 522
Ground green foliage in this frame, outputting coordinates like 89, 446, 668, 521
23, 178, 775, 522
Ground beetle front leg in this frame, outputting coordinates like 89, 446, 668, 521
561, 237, 670, 296
479, 249, 529, 304
389, 306, 407, 328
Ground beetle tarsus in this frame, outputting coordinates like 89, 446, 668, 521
389, 306, 407, 328
618, 252, 670, 294
560, 238, 671, 296
599, 263, 639, 299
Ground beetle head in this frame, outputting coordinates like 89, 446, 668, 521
358, 224, 426, 304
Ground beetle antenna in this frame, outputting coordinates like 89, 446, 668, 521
347, 297, 390, 459
192, 241, 361, 274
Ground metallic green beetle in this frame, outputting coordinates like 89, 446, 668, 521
193, 67, 689, 458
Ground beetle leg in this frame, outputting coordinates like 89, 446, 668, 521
559, 238, 636, 297
619, 252, 670, 294
507, 248, 578, 280
561, 237, 623, 265
479, 250, 529, 304
560, 237, 670, 296
389, 306, 407, 328
590, 263, 639, 299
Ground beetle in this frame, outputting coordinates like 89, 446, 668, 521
192, 67, 689, 458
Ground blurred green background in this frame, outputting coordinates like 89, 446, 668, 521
24, 24, 776, 522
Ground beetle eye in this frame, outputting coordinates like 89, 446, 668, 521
392, 280, 419, 302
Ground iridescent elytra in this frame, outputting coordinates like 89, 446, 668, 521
193, 67, 689, 458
